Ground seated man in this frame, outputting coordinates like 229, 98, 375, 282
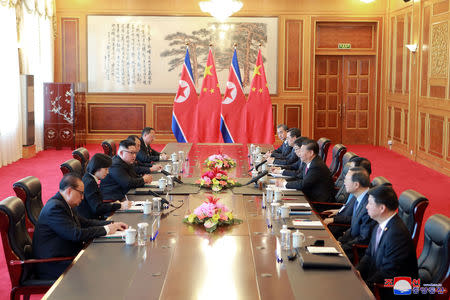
33, 173, 128, 279
137, 127, 168, 164
127, 135, 162, 175
330, 168, 375, 258
100, 139, 153, 200
276, 139, 335, 210
271, 137, 307, 177
335, 157, 372, 203
357, 185, 418, 293
264, 124, 290, 159
267, 128, 301, 166
323, 167, 373, 239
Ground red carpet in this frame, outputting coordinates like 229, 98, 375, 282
0, 144, 448, 299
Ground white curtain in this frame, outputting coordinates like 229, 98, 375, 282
0, 6, 23, 167
20, 0, 54, 152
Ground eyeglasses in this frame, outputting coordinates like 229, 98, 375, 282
73, 188, 84, 195
123, 150, 137, 155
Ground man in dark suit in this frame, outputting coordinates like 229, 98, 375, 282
137, 127, 168, 164
33, 173, 128, 279
271, 137, 307, 177
264, 124, 289, 159
276, 139, 335, 209
267, 128, 301, 166
334, 157, 372, 203
128, 135, 163, 175
357, 185, 418, 296
100, 139, 153, 200
323, 167, 375, 243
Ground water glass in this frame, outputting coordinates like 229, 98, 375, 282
137, 222, 148, 246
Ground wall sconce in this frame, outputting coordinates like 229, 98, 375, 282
406, 44, 418, 52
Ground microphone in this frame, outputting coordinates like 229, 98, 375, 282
248, 159, 267, 173
146, 189, 169, 205
244, 170, 269, 186
160, 170, 184, 184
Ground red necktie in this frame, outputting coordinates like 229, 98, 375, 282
305, 166, 309, 175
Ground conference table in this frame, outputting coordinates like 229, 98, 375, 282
43, 143, 374, 300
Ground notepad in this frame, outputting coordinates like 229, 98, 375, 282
307, 246, 340, 254
269, 173, 291, 178
104, 231, 125, 238
284, 202, 310, 208
292, 220, 323, 227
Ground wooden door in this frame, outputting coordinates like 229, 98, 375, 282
314, 55, 375, 144
314, 56, 342, 143
341, 56, 374, 144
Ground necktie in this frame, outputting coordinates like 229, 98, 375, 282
352, 196, 360, 216
304, 165, 309, 175
374, 225, 383, 253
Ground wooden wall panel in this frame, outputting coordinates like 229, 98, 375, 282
88, 103, 146, 133
284, 20, 303, 91
429, 114, 444, 158
284, 105, 302, 130
395, 15, 404, 93
316, 23, 375, 50
272, 105, 277, 133
61, 18, 79, 82
393, 107, 402, 142
404, 109, 408, 144
434, 0, 449, 15
153, 104, 173, 134
419, 112, 426, 152
421, 6, 431, 97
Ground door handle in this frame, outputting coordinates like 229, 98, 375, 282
338, 104, 342, 119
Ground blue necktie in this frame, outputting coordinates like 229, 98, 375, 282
352, 196, 360, 216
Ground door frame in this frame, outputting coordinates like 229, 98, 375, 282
309, 17, 383, 145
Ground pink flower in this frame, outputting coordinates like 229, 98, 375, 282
219, 180, 227, 186
219, 213, 228, 221
216, 202, 229, 212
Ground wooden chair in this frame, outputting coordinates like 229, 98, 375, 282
0, 196, 73, 300
12, 176, 43, 237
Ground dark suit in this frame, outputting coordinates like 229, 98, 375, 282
271, 141, 291, 159
286, 156, 335, 206
100, 155, 145, 200
77, 173, 121, 220
282, 160, 302, 177
328, 194, 356, 238
357, 214, 418, 286
32, 192, 110, 279
339, 192, 377, 257
136, 137, 160, 164
274, 148, 299, 166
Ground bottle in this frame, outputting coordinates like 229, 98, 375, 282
280, 224, 291, 251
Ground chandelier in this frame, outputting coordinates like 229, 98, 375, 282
199, 0, 243, 22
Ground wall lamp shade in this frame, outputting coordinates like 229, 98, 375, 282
199, 0, 243, 22
406, 44, 418, 52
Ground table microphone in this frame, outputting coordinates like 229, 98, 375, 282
145, 189, 169, 205
248, 159, 267, 173
244, 170, 269, 186
160, 170, 184, 184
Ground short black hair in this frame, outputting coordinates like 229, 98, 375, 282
119, 139, 136, 149
142, 127, 155, 136
127, 135, 140, 143
287, 128, 301, 138
368, 185, 398, 211
293, 136, 307, 148
86, 153, 112, 174
302, 139, 319, 155
277, 124, 288, 131
349, 167, 370, 188
59, 173, 82, 191
350, 157, 372, 175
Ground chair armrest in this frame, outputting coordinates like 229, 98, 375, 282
373, 282, 389, 300
103, 199, 116, 203
9, 256, 75, 266
329, 222, 350, 228
309, 201, 344, 207
352, 244, 369, 265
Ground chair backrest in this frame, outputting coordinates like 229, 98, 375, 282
335, 162, 351, 190
371, 176, 392, 187
342, 151, 358, 167
60, 159, 82, 176
72, 147, 89, 173
317, 137, 331, 162
398, 189, 429, 248
418, 214, 450, 284
0, 196, 33, 285
12, 176, 43, 232
102, 139, 116, 157
328, 144, 347, 180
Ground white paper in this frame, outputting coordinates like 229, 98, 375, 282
105, 231, 125, 238
284, 202, 310, 208
269, 173, 291, 178
292, 220, 323, 227
307, 246, 339, 254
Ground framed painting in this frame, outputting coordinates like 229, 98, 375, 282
87, 15, 278, 94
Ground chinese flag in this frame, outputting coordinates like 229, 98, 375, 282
220, 49, 247, 143
172, 48, 198, 142
196, 49, 222, 142
246, 49, 274, 144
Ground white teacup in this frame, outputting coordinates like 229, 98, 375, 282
164, 164, 172, 173
122, 227, 137, 245
292, 230, 306, 248
171, 153, 178, 162
158, 177, 167, 189
279, 205, 290, 218
143, 200, 152, 215
274, 190, 282, 202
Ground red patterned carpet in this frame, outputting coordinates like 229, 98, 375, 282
0, 144, 448, 299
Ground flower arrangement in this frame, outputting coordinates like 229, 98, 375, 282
195, 168, 239, 192
205, 154, 236, 170
183, 195, 242, 232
